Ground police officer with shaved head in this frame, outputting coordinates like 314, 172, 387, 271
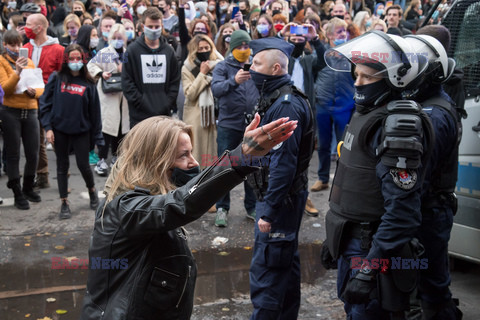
246, 37, 315, 319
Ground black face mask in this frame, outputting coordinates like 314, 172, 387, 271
333, 14, 345, 20
290, 41, 306, 58
354, 80, 391, 112
251, 19, 257, 27
159, 7, 165, 14
197, 51, 211, 62
193, 31, 208, 36
171, 166, 200, 187
241, 9, 248, 15
272, 9, 281, 16
222, 34, 231, 44
73, 10, 83, 17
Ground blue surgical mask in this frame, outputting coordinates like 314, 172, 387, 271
333, 38, 346, 46
68, 61, 84, 72
126, 30, 135, 40
111, 39, 124, 49
365, 20, 372, 28
256, 24, 270, 36
377, 8, 384, 16
144, 26, 162, 40
96, 7, 102, 16
7, 24, 12, 30
112, 7, 118, 12
184, 9, 191, 17
102, 31, 109, 39
7, 1, 16, 9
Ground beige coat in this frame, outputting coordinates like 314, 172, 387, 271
87, 45, 129, 137
182, 57, 222, 168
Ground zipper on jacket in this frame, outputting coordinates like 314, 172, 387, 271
176, 265, 191, 308
188, 151, 228, 194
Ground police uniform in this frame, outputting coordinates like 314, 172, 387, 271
247, 38, 315, 319
325, 98, 433, 319
416, 88, 463, 319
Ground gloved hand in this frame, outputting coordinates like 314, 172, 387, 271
342, 269, 378, 305
320, 242, 338, 270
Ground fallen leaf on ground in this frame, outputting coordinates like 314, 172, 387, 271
54, 245, 65, 250
46, 297, 56, 303
55, 309, 68, 314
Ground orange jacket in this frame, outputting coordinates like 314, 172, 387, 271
0, 54, 44, 109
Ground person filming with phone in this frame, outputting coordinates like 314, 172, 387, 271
0, 30, 44, 210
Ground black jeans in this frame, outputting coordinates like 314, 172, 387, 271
98, 131, 124, 160
0, 106, 40, 182
53, 129, 95, 198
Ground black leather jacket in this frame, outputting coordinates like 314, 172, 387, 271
80, 147, 256, 320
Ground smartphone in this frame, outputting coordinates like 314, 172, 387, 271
19, 48, 29, 59
231, 6, 239, 19
243, 63, 251, 71
290, 25, 308, 35
18, 22, 26, 27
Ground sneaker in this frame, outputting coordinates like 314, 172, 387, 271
94, 159, 109, 176
215, 208, 228, 227
59, 200, 72, 219
89, 150, 100, 165
304, 198, 319, 217
46, 142, 53, 151
246, 209, 256, 221
89, 189, 99, 210
310, 180, 329, 192
110, 156, 118, 168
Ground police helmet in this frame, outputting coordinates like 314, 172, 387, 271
324, 30, 428, 90
403, 35, 455, 84
20, 3, 41, 13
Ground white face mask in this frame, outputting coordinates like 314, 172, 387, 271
144, 26, 162, 40
7, 1, 17, 9
90, 37, 99, 48
136, 5, 147, 15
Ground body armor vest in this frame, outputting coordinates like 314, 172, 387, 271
421, 96, 461, 209
329, 106, 389, 223
246, 84, 315, 201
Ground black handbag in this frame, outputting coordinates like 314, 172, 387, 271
101, 72, 122, 93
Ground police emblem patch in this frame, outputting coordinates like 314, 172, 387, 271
390, 168, 417, 190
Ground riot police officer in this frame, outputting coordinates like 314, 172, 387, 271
403, 34, 463, 319
322, 31, 434, 319
246, 37, 315, 319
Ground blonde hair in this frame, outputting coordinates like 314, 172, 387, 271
105, 116, 194, 204
187, 34, 217, 64
73, 1, 86, 12
325, 17, 348, 36
63, 13, 82, 37
108, 23, 127, 45
369, 18, 387, 32
404, 0, 420, 20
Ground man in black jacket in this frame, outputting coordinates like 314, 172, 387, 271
122, 7, 180, 128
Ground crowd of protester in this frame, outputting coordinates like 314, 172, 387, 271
0, 0, 453, 219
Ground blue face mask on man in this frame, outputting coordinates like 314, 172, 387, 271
144, 26, 162, 40
333, 38, 347, 46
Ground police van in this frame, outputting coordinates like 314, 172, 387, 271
442, 0, 480, 263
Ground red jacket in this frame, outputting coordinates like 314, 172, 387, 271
24, 39, 65, 84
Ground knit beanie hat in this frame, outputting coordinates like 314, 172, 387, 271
229, 30, 251, 53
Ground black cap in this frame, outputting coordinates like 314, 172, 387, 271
250, 37, 294, 58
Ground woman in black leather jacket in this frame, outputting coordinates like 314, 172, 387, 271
80, 115, 297, 320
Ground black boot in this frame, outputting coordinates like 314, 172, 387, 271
59, 199, 72, 219
89, 188, 99, 210
23, 176, 41, 203
8, 179, 30, 210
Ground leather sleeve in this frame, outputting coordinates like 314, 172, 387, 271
118, 145, 258, 237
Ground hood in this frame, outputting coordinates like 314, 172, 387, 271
29, 36, 59, 48
186, 1, 196, 20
